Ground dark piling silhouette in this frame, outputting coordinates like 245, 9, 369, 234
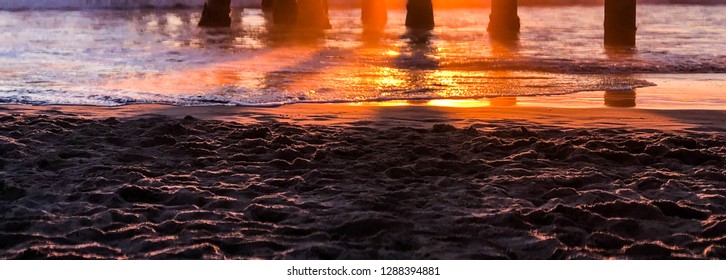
273, 0, 298, 25
604, 90, 637, 108
198, 0, 232, 27
405, 0, 434, 30
488, 0, 520, 39
262, 0, 274, 13
297, 0, 332, 29
604, 0, 637, 46
362, 0, 388, 30
199, 0, 636, 47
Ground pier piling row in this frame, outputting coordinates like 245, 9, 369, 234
200, 0, 637, 46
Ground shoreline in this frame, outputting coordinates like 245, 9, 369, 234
3, 72, 726, 114
2, 102, 725, 133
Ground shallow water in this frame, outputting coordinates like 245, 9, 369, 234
0, 5, 725, 106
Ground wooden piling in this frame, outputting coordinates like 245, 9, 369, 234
362, 0, 388, 29
273, 0, 298, 25
198, 0, 232, 27
488, 0, 520, 37
604, 0, 637, 46
297, 0, 332, 29
405, 0, 434, 30
261, 0, 274, 13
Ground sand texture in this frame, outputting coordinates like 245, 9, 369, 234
0, 108, 725, 259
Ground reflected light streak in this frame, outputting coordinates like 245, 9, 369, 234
427, 99, 491, 108
353, 98, 517, 108
376, 67, 406, 88
384, 50, 401, 56
350, 101, 411, 107
431, 70, 458, 88
104, 47, 323, 95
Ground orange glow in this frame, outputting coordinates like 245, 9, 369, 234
373, 0, 492, 9
384, 50, 401, 56
103, 47, 323, 95
427, 99, 490, 108
350, 96, 523, 108
350, 101, 411, 107
375, 67, 406, 88
98, 7, 697, 110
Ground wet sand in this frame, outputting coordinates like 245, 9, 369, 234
0, 103, 724, 259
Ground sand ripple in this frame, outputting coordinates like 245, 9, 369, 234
1, 115, 725, 259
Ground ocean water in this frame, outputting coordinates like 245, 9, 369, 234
0, 3, 725, 106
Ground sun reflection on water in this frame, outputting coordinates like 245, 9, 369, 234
427, 99, 490, 108
14, 7, 719, 107
351, 97, 520, 108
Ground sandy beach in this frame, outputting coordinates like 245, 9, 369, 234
1, 103, 724, 259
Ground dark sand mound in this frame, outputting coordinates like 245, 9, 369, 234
0, 115, 724, 259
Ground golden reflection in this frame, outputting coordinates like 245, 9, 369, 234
427, 70, 467, 99
489, 96, 518, 106
384, 50, 401, 56
109, 6, 571, 108
109, 9, 342, 97
377, 69, 405, 88
352, 99, 495, 108
427, 99, 490, 108
355, 98, 511, 108
104, 46, 323, 95
350, 101, 411, 107
431, 70, 457, 87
